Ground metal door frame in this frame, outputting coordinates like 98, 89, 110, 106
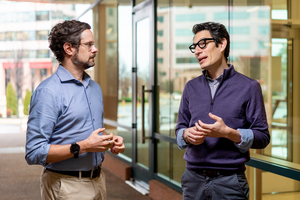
131, 0, 157, 183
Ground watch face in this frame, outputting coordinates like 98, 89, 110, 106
71, 144, 80, 152
71, 143, 80, 158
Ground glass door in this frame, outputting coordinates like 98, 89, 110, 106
131, 0, 155, 188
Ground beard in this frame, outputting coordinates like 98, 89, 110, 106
72, 52, 95, 70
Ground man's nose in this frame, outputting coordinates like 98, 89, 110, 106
92, 46, 98, 53
194, 45, 203, 55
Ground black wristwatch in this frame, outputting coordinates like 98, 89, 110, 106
70, 143, 80, 159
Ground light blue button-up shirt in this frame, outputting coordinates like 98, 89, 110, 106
177, 73, 254, 153
25, 65, 104, 171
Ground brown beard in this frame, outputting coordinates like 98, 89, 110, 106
72, 51, 95, 70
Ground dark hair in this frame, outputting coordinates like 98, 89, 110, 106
192, 22, 230, 62
48, 20, 91, 63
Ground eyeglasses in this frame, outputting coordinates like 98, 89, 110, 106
189, 38, 215, 53
80, 42, 96, 50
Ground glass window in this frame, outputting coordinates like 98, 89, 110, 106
157, 58, 163, 64
176, 57, 198, 64
176, 43, 190, 50
36, 11, 49, 21
259, 26, 270, 34
22, 11, 35, 22
2, 32, 15, 41
175, 29, 193, 36
175, 14, 206, 22
157, 16, 164, 23
92, 2, 132, 161
16, 31, 36, 41
214, 12, 228, 21
246, 165, 300, 199
259, 10, 270, 18
36, 31, 49, 40
231, 41, 250, 49
157, 43, 163, 50
0, 32, 5, 41
40, 69, 48, 78
231, 12, 250, 19
270, 0, 287, 20
0, 51, 14, 59
157, 30, 164, 37
229, 27, 250, 34
37, 50, 50, 58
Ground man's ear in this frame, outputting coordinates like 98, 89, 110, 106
63, 42, 74, 56
219, 38, 227, 53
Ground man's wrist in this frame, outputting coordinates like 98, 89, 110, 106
226, 127, 241, 143
77, 140, 87, 154
183, 129, 189, 144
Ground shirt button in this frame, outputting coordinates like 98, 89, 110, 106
93, 119, 95, 121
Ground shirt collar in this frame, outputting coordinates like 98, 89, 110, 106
203, 64, 236, 82
56, 65, 91, 87
205, 72, 223, 82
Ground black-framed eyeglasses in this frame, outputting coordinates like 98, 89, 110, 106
80, 42, 96, 50
189, 38, 215, 53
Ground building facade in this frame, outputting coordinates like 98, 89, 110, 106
1, 0, 300, 199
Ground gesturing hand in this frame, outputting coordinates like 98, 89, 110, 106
196, 113, 241, 143
110, 135, 125, 155
183, 126, 206, 145
83, 128, 114, 152
103, 131, 125, 155
196, 113, 227, 138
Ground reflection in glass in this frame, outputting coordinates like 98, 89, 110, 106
136, 17, 150, 168
269, 38, 289, 160
156, 3, 230, 138
269, 0, 288, 20
246, 166, 300, 200
157, 140, 185, 185
104, 124, 132, 160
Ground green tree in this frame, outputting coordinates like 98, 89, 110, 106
6, 82, 18, 116
23, 89, 32, 115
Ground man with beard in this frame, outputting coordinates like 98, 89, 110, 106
25, 20, 125, 200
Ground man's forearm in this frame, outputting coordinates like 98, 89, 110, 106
46, 140, 87, 164
46, 144, 73, 164
225, 127, 241, 143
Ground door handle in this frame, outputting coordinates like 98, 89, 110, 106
141, 85, 152, 143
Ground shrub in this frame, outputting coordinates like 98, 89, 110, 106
23, 89, 32, 115
6, 82, 18, 116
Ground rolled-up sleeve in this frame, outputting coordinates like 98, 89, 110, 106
176, 128, 189, 149
235, 129, 254, 153
25, 88, 58, 166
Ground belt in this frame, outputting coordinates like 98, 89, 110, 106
191, 169, 243, 177
46, 166, 101, 179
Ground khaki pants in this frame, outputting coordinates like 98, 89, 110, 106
40, 168, 107, 200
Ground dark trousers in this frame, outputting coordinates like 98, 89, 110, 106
181, 168, 249, 200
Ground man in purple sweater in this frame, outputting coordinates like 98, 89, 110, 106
175, 22, 270, 200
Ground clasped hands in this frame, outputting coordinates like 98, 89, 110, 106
84, 128, 125, 155
183, 113, 239, 145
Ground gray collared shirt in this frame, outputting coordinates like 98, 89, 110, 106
205, 73, 223, 99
